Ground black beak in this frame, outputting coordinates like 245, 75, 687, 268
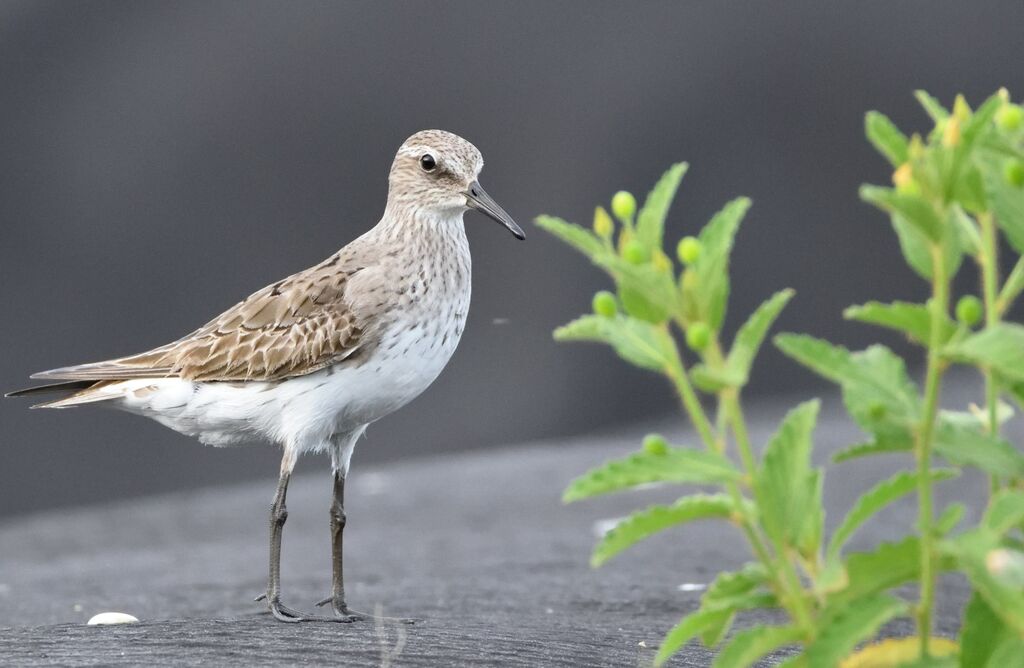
466, 180, 525, 240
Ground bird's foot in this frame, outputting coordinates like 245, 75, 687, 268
315, 595, 417, 624
255, 592, 353, 623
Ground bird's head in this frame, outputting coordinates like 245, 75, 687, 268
387, 129, 524, 240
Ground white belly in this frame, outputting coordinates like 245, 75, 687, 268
113, 315, 465, 451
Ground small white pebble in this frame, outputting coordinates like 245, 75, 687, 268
545, 607, 554, 614
87, 612, 139, 626
678, 583, 707, 592
73, 603, 83, 612
638, 640, 648, 648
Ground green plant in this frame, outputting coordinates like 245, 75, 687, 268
536, 88, 1024, 667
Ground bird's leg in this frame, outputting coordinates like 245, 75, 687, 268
255, 452, 353, 623
315, 468, 416, 624
255, 467, 306, 622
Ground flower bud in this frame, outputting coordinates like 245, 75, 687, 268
996, 104, 1023, 132
952, 94, 972, 123
652, 249, 672, 273
942, 117, 961, 148
892, 163, 920, 196
611, 191, 637, 221
686, 322, 711, 351
592, 290, 617, 318
642, 434, 669, 456
623, 239, 649, 265
956, 295, 983, 327
593, 207, 614, 239
1005, 159, 1024, 188
676, 236, 702, 264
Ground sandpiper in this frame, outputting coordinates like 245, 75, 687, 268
7, 129, 524, 623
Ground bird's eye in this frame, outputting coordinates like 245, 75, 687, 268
419, 154, 436, 172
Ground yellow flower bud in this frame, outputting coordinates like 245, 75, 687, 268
592, 206, 614, 239
943, 117, 961, 147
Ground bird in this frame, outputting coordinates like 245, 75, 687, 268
6, 129, 525, 623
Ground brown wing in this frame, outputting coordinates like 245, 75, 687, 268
32, 254, 368, 383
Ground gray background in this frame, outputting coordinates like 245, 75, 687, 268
1, 1, 1022, 517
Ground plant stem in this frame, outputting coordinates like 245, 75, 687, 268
723, 392, 757, 478
916, 244, 950, 657
979, 212, 1001, 442
667, 356, 716, 451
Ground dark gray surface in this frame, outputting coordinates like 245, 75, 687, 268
0, 394, 984, 666
3, 0, 1024, 516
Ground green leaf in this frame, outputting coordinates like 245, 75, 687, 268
725, 289, 795, 383
839, 637, 958, 668
636, 162, 688, 249
844, 300, 955, 346
594, 254, 679, 323
960, 592, 1015, 668
998, 256, 1024, 311
535, 215, 608, 259
935, 502, 966, 535
946, 528, 1024, 633
977, 148, 1024, 255
833, 438, 912, 463
826, 469, 957, 562
806, 594, 908, 668
685, 197, 750, 331
563, 446, 740, 502
697, 564, 778, 647
933, 419, 1024, 477
865, 111, 910, 166
711, 624, 802, 668
654, 607, 733, 667
830, 537, 947, 608
591, 494, 741, 566
982, 490, 1024, 534
986, 637, 1024, 668
776, 335, 920, 441
915, 90, 950, 123
554, 314, 678, 372
689, 363, 746, 393
755, 400, 821, 549
946, 323, 1024, 381
890, 212, 962, 281
860, 185, 945, 242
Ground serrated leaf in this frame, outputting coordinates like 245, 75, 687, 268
946, 323, 1024, 382
865, 111, 910, 167
806, 594, 908, 667
535, 215, 608, 259
563, 446, 740, 502
554, 314, 678, 372
960, 591, 1014, 668
698, 565, 777, 647
725, 289, 795, 382
776, 335, 920, 441
833, 438, 912, 463
838, 637, 958, 668
827, 469, 957, 562
636, 162, 688, 249
860, 185, 945, 242
915, 90, 950, 123
711, 624, 802, 668
829, 537, 952, 608
594, 254, 679, 323
591, 494, 742, 566
684, 197, 750, 331
755, 400, 821, 549
946, 527, 1024, 633
977, 148, 1024, 255
982, 490, 1024, 534
844, 301, 955, 346
934, 419, 1024, 477
654, 607, 733, 667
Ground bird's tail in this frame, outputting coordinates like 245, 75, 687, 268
5, 380, 119, 409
